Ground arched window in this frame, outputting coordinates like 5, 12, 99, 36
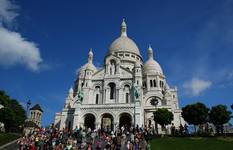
95, 86, 100, 104
126, 93, 129, 103
109, 83, 116, 99
159, 81, 164, 88
96, 94, 99, 104
150, 80, 153, 87
153, 80, 156, 87
124, 85, 130, 103
144, 82, 147, 88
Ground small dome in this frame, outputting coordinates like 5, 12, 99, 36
79, 48, 97, 74
144, 58, 163, 74
143, 45, 163, 75
109, 36, 141, 56
80, 63, 97, 72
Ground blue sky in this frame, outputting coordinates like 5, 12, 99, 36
0, 0, 233, 126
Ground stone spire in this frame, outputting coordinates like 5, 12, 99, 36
120, 18, 127, 37
147, 45, 154, 60
67, 87, 73, 99
88, 48, 93, 63
69, 87, 74, 94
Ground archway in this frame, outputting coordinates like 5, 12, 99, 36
119, 113, 132, 129
84, 114, 96, 130
101, 113, 114, 131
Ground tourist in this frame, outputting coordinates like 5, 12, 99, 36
171, 123, 176, 136
17, 123, 153, 150
184, 124, 189, 135
179, 124, 184, 135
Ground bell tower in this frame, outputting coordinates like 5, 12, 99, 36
30, 104, 43, 127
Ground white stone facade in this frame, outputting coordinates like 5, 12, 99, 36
54, 20, 184, 133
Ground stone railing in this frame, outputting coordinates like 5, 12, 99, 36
80, 103, 135, 109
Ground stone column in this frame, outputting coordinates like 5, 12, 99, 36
60, 110, 68, 130
73, 102, 81, 130
134, 99, 143, 127
114, 122, 119, 132
96, 122, 101, 129
116, 88, 119, 103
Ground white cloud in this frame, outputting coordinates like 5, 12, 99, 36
0, 0, 44, 71
0, 0, 18, 25
183, 78, 212, 96
0, 27, 42, 71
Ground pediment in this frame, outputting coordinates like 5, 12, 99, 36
120, 67, 133, 78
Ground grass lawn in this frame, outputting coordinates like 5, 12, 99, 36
0, 133, 20, 146
150, 137, 233, 150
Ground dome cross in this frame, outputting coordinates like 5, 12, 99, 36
121, 18, 127, 37
88, 48, 93, 63
147, 45, 154, 60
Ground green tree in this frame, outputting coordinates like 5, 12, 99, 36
10, 99, 26, 129
154, 108, 174, 132
0, 90, 26, 132
0, 107, 15, 132
0, 90, 10, 107
181, 102, 209, 133
209, 105, 232, 134
231, 104, 233, 110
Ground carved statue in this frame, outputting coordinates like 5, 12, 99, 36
77, 89, 84, 103
133, 83, 140, 99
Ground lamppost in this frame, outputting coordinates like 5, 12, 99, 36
26, 100, 31, 118
133, 83, 140, 128
134, 98, 136, 128
133, 88, 137, 128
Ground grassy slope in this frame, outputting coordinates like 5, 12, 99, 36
0, 133, 20, 146
150, 137, 233, 150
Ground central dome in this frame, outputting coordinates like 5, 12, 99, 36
108, 19, 141, 57
109, 36, 141, 56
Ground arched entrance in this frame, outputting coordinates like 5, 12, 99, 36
101, 113, 114, 131
119, 113, 132, 129
84, 114, 96, 130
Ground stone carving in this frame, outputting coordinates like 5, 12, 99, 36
133, 83, 140, 99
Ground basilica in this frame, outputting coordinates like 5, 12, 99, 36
54, 20, 183, 133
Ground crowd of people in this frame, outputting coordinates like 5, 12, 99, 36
17, 124, 153, 150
